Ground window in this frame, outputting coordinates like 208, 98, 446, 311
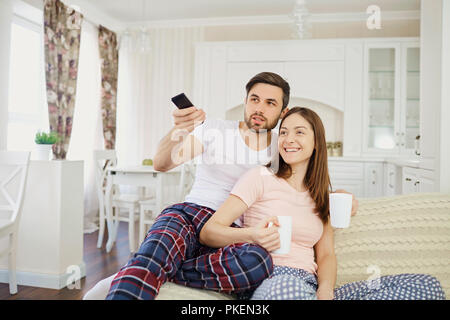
7, 15, 48, 151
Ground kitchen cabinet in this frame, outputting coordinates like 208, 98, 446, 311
403, 45, 421, 152
364, 162, 384, 197
283, 60, 345, 111
402, 166, 435, 194
328, 161, 364, 198
194, 40, 349, 121
384, 163, 401, 196
362, 42, 420, 156
328, 159, 384, 198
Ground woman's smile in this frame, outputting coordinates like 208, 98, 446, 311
283, 147, 302, 153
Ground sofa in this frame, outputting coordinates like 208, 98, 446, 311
85, 192, 450, 300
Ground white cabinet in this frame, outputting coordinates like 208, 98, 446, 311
328, 160, 384, 198
418, 171, 436, 193
384, 163, 401, 196
328, 161, 364, 198
364, 162, 384, 197
402, 45, 421, 152
402, 167, 417, 194
362, 41, 420, 156
343, 44, 364, 157
284, 61, 345, 111
328, 159, 436, 197
402, 166, 435, 194
194, 41, 351, 121
0, 160, 85, 289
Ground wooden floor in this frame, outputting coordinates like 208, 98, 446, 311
0, 221, 134, 300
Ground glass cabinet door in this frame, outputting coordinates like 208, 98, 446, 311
367, 48, 396, 150
404, 47, 420, 150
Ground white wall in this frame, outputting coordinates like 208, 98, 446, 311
439, 1, 450, 193
20, 0, 123, 30
420, 0, 450, 193
0, 0, 13, 150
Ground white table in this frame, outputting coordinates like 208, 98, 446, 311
104, 165, 181, 252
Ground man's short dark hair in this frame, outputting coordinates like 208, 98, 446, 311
245, 72, 290, 110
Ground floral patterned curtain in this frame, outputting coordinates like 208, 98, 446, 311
44, 0, 83, 159
98, 26, 119, 150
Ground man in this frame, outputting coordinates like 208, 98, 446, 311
97, 72, 358, 300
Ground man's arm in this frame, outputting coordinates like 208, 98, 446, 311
153, 106, 205, 172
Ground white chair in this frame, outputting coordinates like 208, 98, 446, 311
0, 151, 30, 295
138, 162, 196, 244
94, 150, 152, 252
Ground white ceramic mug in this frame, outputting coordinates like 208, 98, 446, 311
268, 216, 292, 254
329, 193, 353, 228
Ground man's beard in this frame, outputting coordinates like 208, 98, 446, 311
244, 112, 279, 133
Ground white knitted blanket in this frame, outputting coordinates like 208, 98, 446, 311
334, 192, 450, 299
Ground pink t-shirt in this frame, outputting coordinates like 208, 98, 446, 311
230, 166, 324, 275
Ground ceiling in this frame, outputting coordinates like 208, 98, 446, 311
78, 0, 420, 23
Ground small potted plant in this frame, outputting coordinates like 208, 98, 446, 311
142, 159, 153, 166
34, 131, 60, 160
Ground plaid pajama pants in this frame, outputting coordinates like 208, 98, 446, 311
106, 202, 273, 300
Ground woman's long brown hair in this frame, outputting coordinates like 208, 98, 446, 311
266, 107, 331, 224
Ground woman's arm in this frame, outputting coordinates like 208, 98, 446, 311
314, 220, 337, 300
199, 195, 280, 251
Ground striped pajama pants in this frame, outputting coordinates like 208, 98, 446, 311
250, 265, 446, 300
106, 202, 273, 300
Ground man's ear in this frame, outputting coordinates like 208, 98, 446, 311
280, 107, 289, 119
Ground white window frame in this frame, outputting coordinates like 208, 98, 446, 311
7, 13, 48, 150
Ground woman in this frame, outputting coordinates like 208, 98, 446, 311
200, 107, 445, 300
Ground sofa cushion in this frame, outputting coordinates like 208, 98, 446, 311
333, 192, 450, 299
157, 281, 235, 300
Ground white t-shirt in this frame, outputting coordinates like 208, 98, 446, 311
184, 118, 278, 213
